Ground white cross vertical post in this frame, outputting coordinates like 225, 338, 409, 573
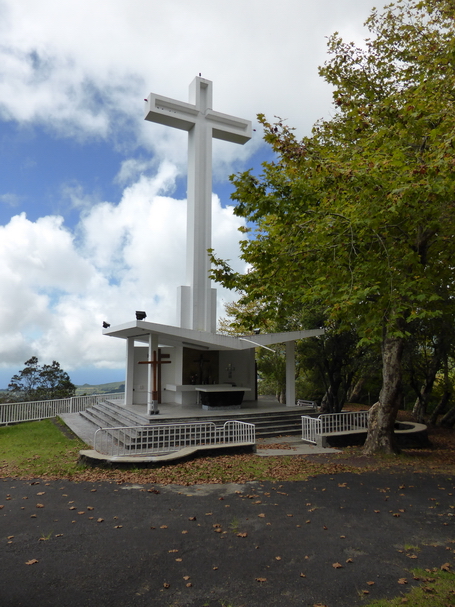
144, 77, 252, 332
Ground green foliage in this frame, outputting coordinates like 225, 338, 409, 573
8, 357, 76, 402
211, 0, 455, 451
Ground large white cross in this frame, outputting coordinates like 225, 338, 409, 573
144, 77, 252, 332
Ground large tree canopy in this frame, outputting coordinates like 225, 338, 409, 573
211, 0, 455, 453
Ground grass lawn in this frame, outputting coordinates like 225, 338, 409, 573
365, 569, 455, 607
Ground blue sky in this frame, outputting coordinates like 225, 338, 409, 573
0, 0, 377, 389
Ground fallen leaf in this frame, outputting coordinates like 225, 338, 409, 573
181, 530, 188, 534
441, 562, 451, 571
237, 532, 247, 538
362, 590, 370, 595
36, 504, 44, 508
398, 578, 408, 585
175, 558, 182, 562
300, 572, 306, 578
163, 583, 170, 589
367, 581, 375, 586
275, 556, 282, 561
255, 577, 267, 582
186, 582, 192, 587
183, 575, 190, 581
332, 562, 343, 569
97, 518, 104, 523
168, 549, 178, 553
160, 525, 168, 529
114, 525, 123, 529
346, 558, 353, 563
25, 559, 39, 565
188, 516, 196, 521
258, 513, 266, 518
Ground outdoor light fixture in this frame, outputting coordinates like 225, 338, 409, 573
136, 311, 147, 321
102, 321, 110, 328
253, 328, 261, 335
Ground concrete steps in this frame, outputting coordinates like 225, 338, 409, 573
79, 400, 308, 440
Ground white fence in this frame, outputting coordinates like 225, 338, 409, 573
302, 411, 370, 444
94, 420, 256, 457
0, 393, 125, 425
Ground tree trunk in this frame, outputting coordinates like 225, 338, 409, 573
411, 344, 442, 422
363, 333, 404, 455
440, 405, 455, 428
430, 390, 451, 425
347, 377, 365, 403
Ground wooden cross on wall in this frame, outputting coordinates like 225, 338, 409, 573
138, 350, 171, 408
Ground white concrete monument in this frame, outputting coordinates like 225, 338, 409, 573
144, 77, 252, 332
103, 76, 324, 415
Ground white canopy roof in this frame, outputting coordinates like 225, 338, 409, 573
103, 320, 324, 351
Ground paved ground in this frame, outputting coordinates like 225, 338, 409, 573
1, 471, 454, 607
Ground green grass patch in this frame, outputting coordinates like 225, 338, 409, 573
0, 419, 88, 478
365, 568, 455, 606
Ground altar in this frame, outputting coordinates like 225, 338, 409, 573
195, 385, 252, 410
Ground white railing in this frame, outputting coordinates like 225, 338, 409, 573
93, 420, 256, 457
0, 392, 125, 425
302, 411, 370, 444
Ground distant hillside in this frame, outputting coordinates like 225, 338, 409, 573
75, 381, 125, 396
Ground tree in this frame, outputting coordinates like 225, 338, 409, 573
8, 357, 76, 402
211, 0, 455, 454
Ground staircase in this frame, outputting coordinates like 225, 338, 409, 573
80, 400, 307, 439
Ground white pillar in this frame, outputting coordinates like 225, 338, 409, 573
285, 341, 296, 407
147, 333, 159, 415
125, 337, 135, 406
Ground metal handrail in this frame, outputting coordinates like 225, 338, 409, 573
302, 411, 369, 444
0, 392, 125, 425
94, 420, 255, 457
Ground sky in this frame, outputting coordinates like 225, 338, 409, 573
0, 0, 378, 389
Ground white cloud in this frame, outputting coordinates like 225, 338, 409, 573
0, 165, 246, 372
0, 0, 380, 383
0, 0, 377, 151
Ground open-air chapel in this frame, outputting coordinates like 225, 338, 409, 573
102, 76, 323, 417
57, 76, 336, 462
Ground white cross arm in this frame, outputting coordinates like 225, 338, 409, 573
145, 94, 198, 131
206, 110, 251, 145
145, 94, 252, 144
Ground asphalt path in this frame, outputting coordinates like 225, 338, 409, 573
1, 471, 454, 607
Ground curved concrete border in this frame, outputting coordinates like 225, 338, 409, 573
78, 441, 256, 466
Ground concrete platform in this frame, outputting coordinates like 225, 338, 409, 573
60, 397, 339, 462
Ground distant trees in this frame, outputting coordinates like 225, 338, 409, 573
7, 357, 76, 402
